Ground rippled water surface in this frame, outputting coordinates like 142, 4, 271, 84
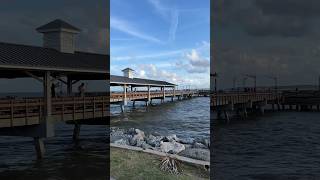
111, 97, 210, 140
0, 123, 108, 180
213, 111, 320, 179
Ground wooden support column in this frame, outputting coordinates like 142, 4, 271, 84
223, 110, 230, 124
123, 84, 127, 105
162, 86, 166, 102
121, 84, 127, 112
171, 86, 175, 101
34, 137, 45, 159
34, 71, 55, 159
73, 124, 81, 142
67, 77, 73, 95
44, 71, 52, 117
147, 85, 151, 106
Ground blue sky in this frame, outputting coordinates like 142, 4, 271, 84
111, 0, 210, 89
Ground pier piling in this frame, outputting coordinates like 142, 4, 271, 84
34, 137, 45, 159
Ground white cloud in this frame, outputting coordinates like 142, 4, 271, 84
176, 48, 210, 74
186, 49, 210, 67
110, 17, 162, 43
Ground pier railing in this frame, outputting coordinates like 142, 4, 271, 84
0, 90, 199, 128
0, 96, 109, 128
211, 92, 281, 107
110, 90, 196, 103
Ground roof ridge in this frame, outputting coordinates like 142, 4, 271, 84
0, 41, 59, 52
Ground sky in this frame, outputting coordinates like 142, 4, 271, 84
0, 0, 108, 92
213, 0, 320, 89
110, 0, 210, 89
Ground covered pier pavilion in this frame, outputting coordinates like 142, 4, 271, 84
0, 19, 109, 158
110, 68, 195, 112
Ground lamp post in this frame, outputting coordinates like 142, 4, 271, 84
211, 72, 218, 93
244, 74, 257, 92
265, 75, 278, 93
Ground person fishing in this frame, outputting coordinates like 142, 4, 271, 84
78, 83, 85, 97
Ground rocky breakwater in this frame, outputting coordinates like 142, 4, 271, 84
110, 127, 210, 161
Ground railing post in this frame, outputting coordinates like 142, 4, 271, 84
83, 96, 85, 119
10, 99, 13, 127
93, 97, 96, 119
102, 96, 105, 117
73, 97, 75, 120
61, 98, 64, 121
38, 99, 42, 123
25, 99, 28, 125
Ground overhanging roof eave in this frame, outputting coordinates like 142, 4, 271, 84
0, 64, 109, 74
110, 81, 175, 87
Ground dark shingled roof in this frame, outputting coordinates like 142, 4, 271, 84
110, 75, 176, 87
36, 19, 80, 32
0, 42, 108, 73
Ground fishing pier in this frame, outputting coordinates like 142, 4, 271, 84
211, 91, 281, 122
0, 19, 109, 158
211, 89, 320, 123
110, 69, 197, 112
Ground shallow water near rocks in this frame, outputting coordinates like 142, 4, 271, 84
111, 97, 210, 140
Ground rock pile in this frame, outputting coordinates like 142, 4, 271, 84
110, 127, 210, 161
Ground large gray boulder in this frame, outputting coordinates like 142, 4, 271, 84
110, 130, 131, 143
179, 148, 210, 161
178, 137, 195, 144
114, 138, 129, 146
193, 142, 208, 149
164, 134, 179, 142
160, 141, 185, 154
146, 134, 163, 147
129, 129, 145, 146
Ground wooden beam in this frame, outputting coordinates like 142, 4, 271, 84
24, 71, 43, 83
57, 78, 67, 85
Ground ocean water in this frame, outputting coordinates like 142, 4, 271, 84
111, 97, 210, 140
0, 122, 108, 180
213, 111, 320, 179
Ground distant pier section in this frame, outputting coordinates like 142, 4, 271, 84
211, 89, 320, 123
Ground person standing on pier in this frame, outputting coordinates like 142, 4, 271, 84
78, 83, 85, 97
51, 83, 56, 98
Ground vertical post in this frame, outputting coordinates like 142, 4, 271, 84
123, 84, 127, 105
318, 75, 320, 91
73, 124, 81, 142
147, 85, 151, 106
43, 71, 52, 117
67, 77, 73, 95
163, 86, 166, 99
215, 78, 217, 93
25, 99, 28, 125
34, 71, 52, 159
121, 84, 127, 112
34, 137, 45, 159
172, 86, 175, 101
10, 100, 13, 127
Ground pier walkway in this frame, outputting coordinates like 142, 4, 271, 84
211, 92, 281, 122
0, 89, 198, 129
